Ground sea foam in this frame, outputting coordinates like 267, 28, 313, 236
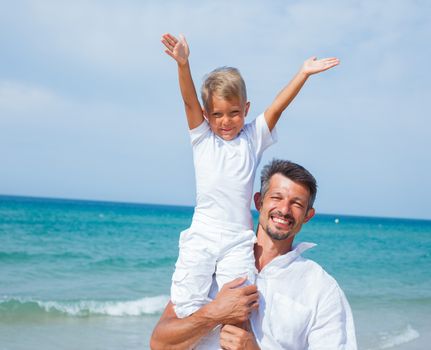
0, 295, 169, 317
370, 324, 420, 349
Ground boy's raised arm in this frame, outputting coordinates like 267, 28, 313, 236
161, 33, 204, 130
264, 56, 340, 131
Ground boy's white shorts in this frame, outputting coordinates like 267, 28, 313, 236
171, 222, 256, 318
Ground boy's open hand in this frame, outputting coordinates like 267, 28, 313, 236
301, 56, 340, 76
161, 33, 189, 66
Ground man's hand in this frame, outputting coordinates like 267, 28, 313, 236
220, 323, 260, 350
150, 277, 258, 350
161, 33, 190, 66
301, 56, 340, 76
207, 277, 259, 325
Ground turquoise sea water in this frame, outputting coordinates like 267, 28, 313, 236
1, 195, 430, 350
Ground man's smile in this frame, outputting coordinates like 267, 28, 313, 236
270, 211, 296, 229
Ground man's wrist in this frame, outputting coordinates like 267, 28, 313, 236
195, 302, 222, 328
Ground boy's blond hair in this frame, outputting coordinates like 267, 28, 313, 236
201, 67, 247, 112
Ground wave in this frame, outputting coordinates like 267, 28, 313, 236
0, 251, 175, 270
88, 256, 175, 269
0, 295, 169, 317
0, 251, 91, 262
367, 324, 420, 350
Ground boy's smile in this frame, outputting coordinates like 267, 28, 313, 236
205, 95, 250, 141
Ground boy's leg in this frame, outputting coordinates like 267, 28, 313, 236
215, 229, 257, 291
171, 226, 219, 318
215, 229, 256, 331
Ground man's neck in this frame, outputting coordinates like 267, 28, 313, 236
254, 228, 294, 272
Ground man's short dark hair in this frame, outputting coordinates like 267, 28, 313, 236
260, 159, 317, 210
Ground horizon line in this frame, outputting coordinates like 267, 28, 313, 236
1, 193, 430, 223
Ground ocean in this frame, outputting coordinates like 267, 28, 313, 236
1, 195, 430, 350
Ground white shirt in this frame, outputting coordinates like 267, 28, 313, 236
251, 242, 357, 350
190, 114, 277, 231
195, 242, 357, 350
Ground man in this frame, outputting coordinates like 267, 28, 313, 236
151, 159, 357, 349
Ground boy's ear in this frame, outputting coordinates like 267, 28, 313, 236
244, 101, 250, 117
203, 108, 208, 121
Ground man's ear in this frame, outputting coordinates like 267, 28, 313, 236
304, 208, 315, 223
254, 192, 262, 211
244, 101, 251, 117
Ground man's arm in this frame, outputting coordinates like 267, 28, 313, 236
150, 277, 259, 350
264, 56, 340, 131
161, 33, 204, 129
150, 301, 218, 350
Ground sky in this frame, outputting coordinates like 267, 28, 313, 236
1, 0, 430, 220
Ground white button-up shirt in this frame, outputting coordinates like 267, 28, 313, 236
251, 242, 357, 350
195, 242, 357, 349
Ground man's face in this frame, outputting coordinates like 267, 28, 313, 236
204, 95, 249, 141
255, 173, 315, 241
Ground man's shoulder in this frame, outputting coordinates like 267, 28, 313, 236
293, 256, 340, 290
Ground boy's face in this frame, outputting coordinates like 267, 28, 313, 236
204, 95, 250, 141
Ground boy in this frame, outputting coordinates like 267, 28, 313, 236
161, 33, 339, 319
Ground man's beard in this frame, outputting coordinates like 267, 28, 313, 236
265, 212, 296, 241
266, 226, 293, 241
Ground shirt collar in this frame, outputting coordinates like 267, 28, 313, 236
259, 242, 316, 276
